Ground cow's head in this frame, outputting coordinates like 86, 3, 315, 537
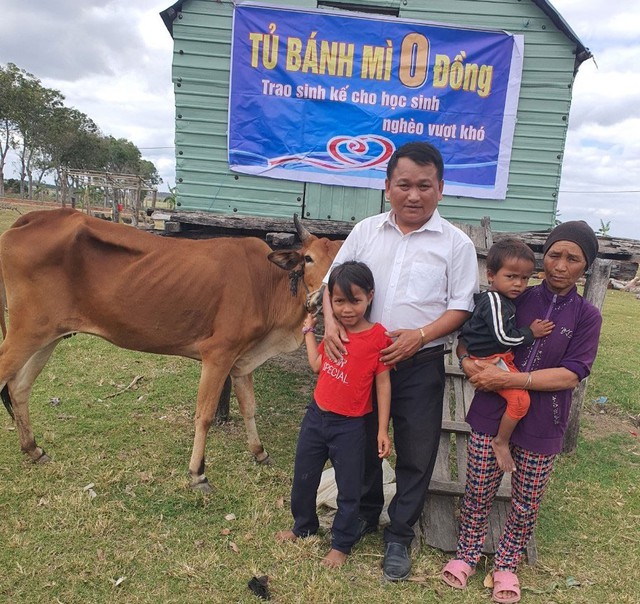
268, 215, 342, 313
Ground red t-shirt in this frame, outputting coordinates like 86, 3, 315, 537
314, 322, 392, 417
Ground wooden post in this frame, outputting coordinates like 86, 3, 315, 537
133, 181, 142, 227
562, 258, 612, 453
83, 179, 89, 214
456, 216, 493, 287
113, 192, 120, 223
61, 170, 67, 207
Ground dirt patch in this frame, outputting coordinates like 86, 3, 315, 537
265, 345, 315, 378
581, 404, 639, 441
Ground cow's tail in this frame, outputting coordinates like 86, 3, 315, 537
0, 259, 12, 419
0, 263, 6, 340
1, 385, 14, 420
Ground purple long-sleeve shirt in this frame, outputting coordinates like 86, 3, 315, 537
465, 281, 602, 454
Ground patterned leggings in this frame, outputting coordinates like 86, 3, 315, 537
456, 431, 556, 572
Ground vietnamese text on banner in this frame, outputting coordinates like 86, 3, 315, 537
228, 2, 524, 199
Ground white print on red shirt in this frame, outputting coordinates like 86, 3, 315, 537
321, 357, 349, 385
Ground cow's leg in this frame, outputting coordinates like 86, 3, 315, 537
232, 373, 270, 464
188, 357, 235, 493
3, 340, 60, 462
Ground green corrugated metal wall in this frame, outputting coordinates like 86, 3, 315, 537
170, 0, 580, 232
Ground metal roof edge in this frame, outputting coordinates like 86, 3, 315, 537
532, 0, 592, 67
160, 0, 188, 37
159, 0, 594, 64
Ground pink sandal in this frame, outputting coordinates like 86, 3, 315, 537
441, 559, 476, 589
492, 570, 521, 604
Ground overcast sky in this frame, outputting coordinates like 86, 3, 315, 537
1, 0, 638, 239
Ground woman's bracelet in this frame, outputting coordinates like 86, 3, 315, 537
458, 353, 471, 371
302, 326, 316, 335
524, 372, 533, 389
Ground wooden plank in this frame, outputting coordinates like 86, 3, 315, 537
427, 479, 511, 501
445, 364, 466, 377
452, 377, 466, 416
455, 433, 468, 482
441, 419, 472, 434
442, 378, 453, 421
420, 495, 459, 552
451, 373, 470, 480
166, 211, 354, 239
433, 433, 452, 482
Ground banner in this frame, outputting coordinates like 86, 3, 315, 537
228, 2, 524, 199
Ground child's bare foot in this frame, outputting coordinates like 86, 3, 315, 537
321, 548, 348, 568
492, 438, 516, 473
275, 530, 298, 542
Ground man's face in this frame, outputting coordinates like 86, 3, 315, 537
385, 157, 444, 233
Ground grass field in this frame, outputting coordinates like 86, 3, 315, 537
0, 202, 638, 603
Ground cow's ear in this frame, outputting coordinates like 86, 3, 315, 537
268, 250, 303, 271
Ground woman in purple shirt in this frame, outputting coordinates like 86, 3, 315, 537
442, 221, 602, 604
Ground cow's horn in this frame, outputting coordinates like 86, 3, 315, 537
294, 213, 312, 242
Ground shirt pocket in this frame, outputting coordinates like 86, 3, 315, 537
406, 262, 444, 304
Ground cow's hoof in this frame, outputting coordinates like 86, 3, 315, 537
190, 478, 213, 494
256, 452, 271, 466
35, 451, 51, 463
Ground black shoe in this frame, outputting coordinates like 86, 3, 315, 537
383, 542, 411, 581
355, 518, 377, 541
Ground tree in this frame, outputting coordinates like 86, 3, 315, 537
4, 65, 65, 198
596, 219, 612, 238
34, 106, 102, 198
0, 63, 25, 196
1, 62, 161, 206
105, 136, 142, 174
139, 159, 161, 186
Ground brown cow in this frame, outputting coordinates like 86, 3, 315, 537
0, 208, 341, 491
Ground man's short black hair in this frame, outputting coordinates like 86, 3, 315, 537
386, 141, 444, 181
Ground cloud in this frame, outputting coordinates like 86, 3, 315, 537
0, 1, 176, 189
0, 1, 158, 81
555, 0, 640, 239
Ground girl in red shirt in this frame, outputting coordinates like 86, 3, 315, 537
276, 261, 392, 568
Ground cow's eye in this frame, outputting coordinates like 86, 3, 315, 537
304, 255, 313, 263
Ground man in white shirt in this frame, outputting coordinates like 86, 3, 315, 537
323, 141, 478, 580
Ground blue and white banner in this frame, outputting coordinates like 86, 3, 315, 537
228, 2, 523, 199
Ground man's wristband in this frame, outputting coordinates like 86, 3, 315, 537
458, 354, 471, 371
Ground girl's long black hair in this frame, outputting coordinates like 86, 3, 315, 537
327, 261, 375, 319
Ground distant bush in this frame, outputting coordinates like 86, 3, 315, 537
3, 178, 21, 194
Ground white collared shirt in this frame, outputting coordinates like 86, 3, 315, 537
325, 210, 479, 346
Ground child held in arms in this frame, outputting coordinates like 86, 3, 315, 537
458, 238, 554, 472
